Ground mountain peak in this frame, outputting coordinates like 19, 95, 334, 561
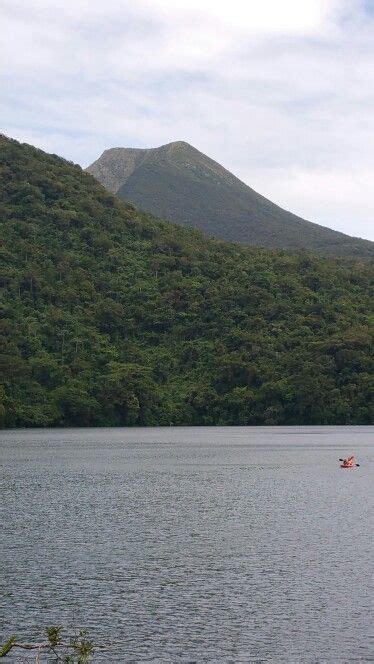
86, 142, 373, 257
148, 140, 201, 158
162, 140, 193, 149
101, 140, 194, 156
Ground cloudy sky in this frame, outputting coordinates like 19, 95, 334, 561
1, 0, 373, 240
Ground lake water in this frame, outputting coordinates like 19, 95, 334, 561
0, 426, 373, 662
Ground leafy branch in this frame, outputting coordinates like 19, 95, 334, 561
0, 627, 94, 662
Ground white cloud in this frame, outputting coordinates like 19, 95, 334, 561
144, 0, 342, 33
1, 0, 373, 240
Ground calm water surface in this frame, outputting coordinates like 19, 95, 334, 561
1, 426, 373, 662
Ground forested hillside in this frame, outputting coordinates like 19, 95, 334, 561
87, 141, 374, 257
1, 135, 373, 427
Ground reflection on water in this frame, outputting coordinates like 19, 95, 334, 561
1, 426, 373, 662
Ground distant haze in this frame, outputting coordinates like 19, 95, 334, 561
1, 0, 374, 240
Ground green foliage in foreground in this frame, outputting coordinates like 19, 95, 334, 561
0, 626, 94, 661
0, 135, 373, 427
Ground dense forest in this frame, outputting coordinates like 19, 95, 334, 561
1, 135, 373, 427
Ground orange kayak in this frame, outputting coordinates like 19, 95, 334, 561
340, 465, 354, 468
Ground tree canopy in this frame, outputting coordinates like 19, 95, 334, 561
1, 135, 373, 427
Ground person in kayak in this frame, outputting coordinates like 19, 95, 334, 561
341, 455, 355, 467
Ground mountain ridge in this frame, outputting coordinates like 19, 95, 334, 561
87, 141, 373, 257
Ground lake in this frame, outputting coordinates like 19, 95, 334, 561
0, 426, 373, 662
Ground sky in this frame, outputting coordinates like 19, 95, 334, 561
1, 0, 374, 240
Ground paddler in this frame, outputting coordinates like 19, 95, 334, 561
340, 455, 357, 467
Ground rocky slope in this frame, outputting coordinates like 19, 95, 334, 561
87, 141, 373, 257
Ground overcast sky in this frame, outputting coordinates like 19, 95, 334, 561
1, 0, 373, 240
